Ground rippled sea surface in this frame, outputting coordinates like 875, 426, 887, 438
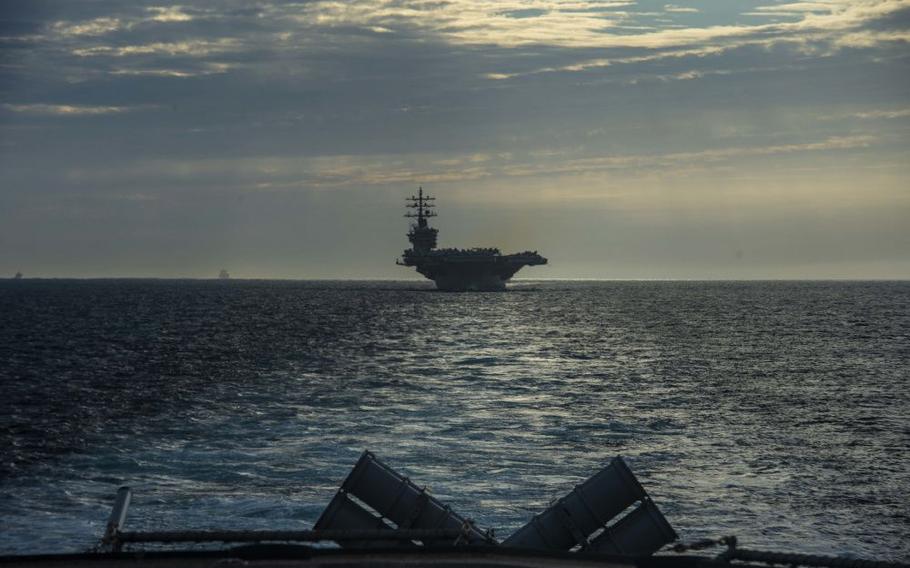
1, 280, 908, 559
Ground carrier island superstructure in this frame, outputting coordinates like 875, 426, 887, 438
397, 188, 547, 291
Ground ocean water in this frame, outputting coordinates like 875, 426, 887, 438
0, 280, 908, 559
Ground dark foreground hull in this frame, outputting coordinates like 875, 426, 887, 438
0, 546, 731, 568
5, 544, 906, 568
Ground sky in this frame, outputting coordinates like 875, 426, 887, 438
1, 0, 908, 279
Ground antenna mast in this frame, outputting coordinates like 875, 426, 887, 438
405, 186, 437, 228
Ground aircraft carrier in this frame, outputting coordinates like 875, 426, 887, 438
396, 188, 547, 291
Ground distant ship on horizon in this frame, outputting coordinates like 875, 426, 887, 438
396, 188, 547, 291
218, 269, 230, 280
13, 271, 23, 280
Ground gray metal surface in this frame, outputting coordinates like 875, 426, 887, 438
588, 500, 678, 555
503, 457, 653, 551
314, 492, 391, 531
335, 451, 492, 545
116, 528, 464, 544
312, 492, 403, 548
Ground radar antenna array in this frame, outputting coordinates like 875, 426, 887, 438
405, 187, 437, 220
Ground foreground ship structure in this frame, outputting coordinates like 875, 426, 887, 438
89, 451, 678, 559
7, 452, 904, 568
397, 188, 547, 291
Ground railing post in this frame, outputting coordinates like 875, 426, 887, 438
102, 486, 132, 552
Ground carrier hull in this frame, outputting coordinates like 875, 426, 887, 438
407, 254, 546, 291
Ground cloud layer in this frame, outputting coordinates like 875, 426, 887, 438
1, 1, 908, 277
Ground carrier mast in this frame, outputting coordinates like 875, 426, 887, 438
405, 187, 438, 253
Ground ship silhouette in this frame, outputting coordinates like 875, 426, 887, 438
397, 188, 547, 291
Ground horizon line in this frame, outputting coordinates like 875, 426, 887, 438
4, 276, 909, 283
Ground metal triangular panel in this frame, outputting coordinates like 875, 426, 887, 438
503, 456, 655, 551
328, 451, 494, 546
588, 499, 678, 555
313, 491, 409, 548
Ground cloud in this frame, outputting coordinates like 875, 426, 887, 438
748, 2, 842, 16
55, 135, 877, 193
851, 108, 910, 119
52, 17, 125, 37
71, 38, 241, 57
22, 0, 910, 89
468, 0, 910, 79
258, 0, 910, 52
107, 62, 231, 77
833, 28, 910, 47
147, 6, 194, 23
2, 103, 147, 116
495, 136, 877, 180
48, 6, 196, 41
664, 4, 700, 13
484, 45, 729, 79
